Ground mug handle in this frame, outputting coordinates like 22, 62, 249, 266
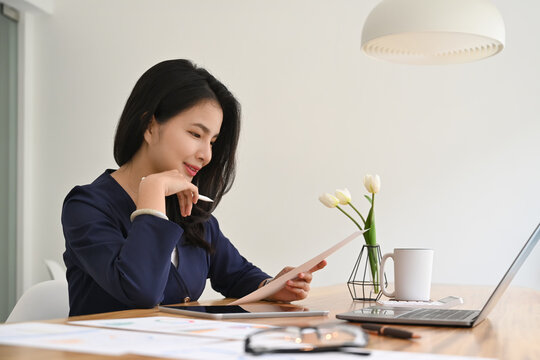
379, 252, 395, 298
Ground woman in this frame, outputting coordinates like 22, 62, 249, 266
62, 59, 325, 316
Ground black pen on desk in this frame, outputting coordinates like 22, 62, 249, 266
361, 323, 421, 339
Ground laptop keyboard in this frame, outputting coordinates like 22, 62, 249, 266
397, 308, 478, 321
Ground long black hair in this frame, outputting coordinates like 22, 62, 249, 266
114, 59, 240, 252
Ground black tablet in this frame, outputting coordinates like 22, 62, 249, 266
158, 303, 329, 319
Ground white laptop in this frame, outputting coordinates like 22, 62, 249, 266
337, 222, 540, 327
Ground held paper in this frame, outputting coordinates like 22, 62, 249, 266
230, 231, 364, 305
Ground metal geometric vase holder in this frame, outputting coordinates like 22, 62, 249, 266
347, 244, 387, 301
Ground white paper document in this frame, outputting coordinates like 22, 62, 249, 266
0, 322, 216, 356
170, 348, 497, 360
0, 322, 497, 360
70, 316, 273, 340
230, 231, 363, 305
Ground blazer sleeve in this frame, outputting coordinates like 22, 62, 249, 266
62, 186, 183, 308
207, 216, 270, 298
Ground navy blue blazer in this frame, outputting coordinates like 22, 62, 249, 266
62, 170, 269, 316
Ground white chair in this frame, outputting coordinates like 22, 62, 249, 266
44, 259, 66, 280
5, 280, 69, 323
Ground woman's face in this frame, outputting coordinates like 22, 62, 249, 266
144, 100, 223, 180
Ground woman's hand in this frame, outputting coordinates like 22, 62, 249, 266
265, 260, 327, 302
137, 169, 199, 217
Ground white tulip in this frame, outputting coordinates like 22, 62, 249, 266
319, 193, 340, 208
335, 188, 352, 205
363, 174, 381, 194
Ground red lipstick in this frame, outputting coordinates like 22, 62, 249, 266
184, 163, 200, 177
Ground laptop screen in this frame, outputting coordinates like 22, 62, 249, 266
473, 222, 540, 325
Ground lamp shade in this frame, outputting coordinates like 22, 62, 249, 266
361, 0, 505, 65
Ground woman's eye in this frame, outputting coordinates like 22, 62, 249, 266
189, 131, 201, 138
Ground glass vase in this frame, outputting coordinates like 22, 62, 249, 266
347, 244, 387, 301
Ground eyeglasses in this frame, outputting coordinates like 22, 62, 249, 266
244, 324, 370, 356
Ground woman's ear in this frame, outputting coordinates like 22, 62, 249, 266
143, 115, 158, 144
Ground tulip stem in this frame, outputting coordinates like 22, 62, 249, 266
336, 205, 363, 231
348, 203, 366, 225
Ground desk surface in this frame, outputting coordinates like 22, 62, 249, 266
1, 284, 539, 359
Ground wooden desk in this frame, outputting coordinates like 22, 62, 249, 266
1, 284, 539, 359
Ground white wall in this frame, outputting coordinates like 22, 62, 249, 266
19, 0, 540, 297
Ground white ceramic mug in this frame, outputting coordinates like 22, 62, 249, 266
378, 248, 434, 301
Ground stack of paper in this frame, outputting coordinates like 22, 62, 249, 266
0, 317, 496, 360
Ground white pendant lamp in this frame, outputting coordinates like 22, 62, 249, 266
361, 0, 505, 65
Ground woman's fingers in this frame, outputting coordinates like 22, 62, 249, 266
308, 260, 327, 274
161, 170, 199, 197
177, 192, 187, 217
177, 190, 195, 217
275, 261, 326, 284
154, 169, 197, 217
298, 272, 312, 283
274, 266, 294, 279
284, 282, 309, 300
286, 277, 311, 292
267, 261, 328, 302
137, 169, 201, 217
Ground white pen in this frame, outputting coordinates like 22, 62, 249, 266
198, 194, 214, 203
